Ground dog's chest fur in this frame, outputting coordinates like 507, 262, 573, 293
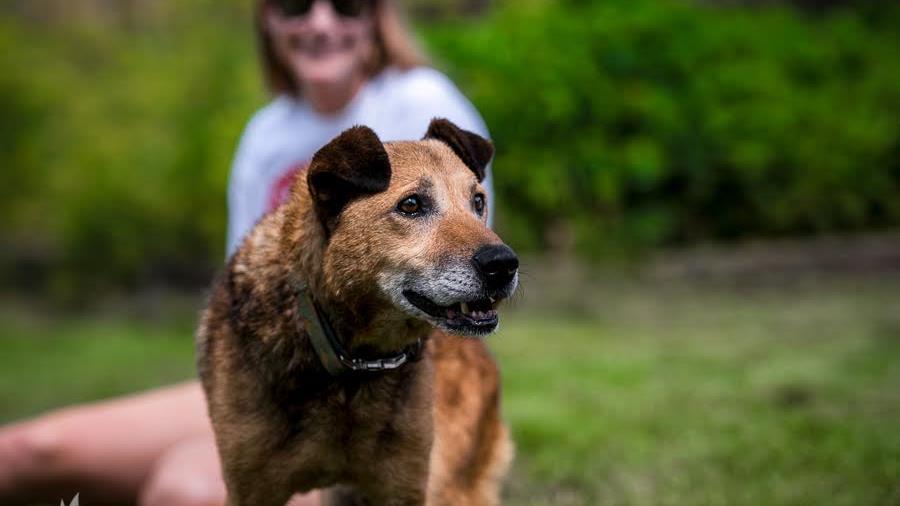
268, 362, 435, 491
197, 208, 435, 493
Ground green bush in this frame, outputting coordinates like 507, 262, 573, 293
0, 2, 264, 299
1, 0, 899, 298
426, 0, 900, 255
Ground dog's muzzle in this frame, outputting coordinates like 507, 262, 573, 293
396, 243, 519, 337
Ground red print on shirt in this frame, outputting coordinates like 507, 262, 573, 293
267, 161, 309, 212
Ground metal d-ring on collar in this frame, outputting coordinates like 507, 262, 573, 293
295, 283, 424, 376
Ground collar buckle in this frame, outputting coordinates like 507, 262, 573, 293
296, 283, 423, 376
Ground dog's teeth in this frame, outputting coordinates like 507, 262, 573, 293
460, 302, 470, 314
489, 297, 496, 304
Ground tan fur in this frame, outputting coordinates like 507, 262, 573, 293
197, 133, 514, 506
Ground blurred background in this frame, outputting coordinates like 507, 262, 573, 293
1, 0, 898, 504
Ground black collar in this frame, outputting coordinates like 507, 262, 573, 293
295, 283, 424, 376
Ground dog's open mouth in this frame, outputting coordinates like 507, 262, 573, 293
403, 290, 500, 334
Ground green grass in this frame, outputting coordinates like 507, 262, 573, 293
1, 274, 899, 505
0, 309, 197, 421
496, 273, 900, 505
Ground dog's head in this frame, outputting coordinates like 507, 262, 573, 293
306, 118, 518, 337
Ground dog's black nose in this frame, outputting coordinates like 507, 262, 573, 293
472, 245, 519, 289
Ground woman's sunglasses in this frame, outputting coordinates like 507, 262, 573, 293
273, 0, 372, 18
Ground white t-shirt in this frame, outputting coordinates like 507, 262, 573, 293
226, 66, 493, 257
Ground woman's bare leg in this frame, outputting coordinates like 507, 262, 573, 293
0, 382, 215, 505
0, 381, 320, 506
138, 433, 226, 506
138, 433, 320, 506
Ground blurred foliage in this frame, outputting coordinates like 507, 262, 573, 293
0, 1, 262, 300
428, 0, 900, 255
1, 0, 899, 299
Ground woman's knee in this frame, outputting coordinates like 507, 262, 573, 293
139, 474, 225, 506
0, 420, 66, 478
138, 436, 226, 506
0, 420, 72, 503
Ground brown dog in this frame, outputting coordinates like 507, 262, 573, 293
197, 119, 518, 506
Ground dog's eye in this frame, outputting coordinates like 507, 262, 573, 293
473, 194, 486, 216
397, 195, 422, 216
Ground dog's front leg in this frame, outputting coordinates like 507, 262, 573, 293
322, 481, 427, 506
225, 484, 296, 506
222, 464, 298, 506
337, 452, 430, 506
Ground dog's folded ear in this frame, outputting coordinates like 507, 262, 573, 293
307, 125, 392, 233
423, 118, 493, 182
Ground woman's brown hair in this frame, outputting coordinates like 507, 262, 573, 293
256, 0, 428, 96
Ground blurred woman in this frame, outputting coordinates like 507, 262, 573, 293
228, 0, 493, 255
0, 1, 493, 505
